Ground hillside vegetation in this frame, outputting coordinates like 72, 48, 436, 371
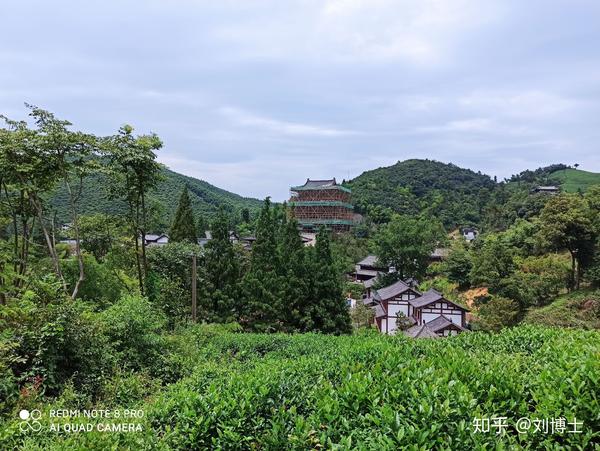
49, 166, 263, 229
2, 325, 598, 450
347, 159, 496, 227
524, 290, 600, 329
551, 168, 600, 193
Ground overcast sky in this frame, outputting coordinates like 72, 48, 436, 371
2, 1, 599, 201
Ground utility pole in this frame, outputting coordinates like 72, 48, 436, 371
191, 254, 197, 323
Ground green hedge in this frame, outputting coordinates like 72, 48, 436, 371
2, 325, 599, 450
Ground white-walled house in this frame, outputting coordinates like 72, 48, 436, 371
365, 280, 469, 338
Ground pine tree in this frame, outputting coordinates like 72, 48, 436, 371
200, 209, 239, 322
307, 227, 352, 334
241, 208, 250, 223
278, 212, 309, 331
240, 198, 284, 331
170, 186, 197, 243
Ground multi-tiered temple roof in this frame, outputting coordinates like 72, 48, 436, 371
289, 178, 354, 232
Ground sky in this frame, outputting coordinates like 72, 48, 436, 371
1, 0, 599, 201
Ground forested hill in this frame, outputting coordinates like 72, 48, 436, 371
346, 159, 496, 228
49, 166, 263, 229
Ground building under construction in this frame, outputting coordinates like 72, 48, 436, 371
289, 178, 354, 232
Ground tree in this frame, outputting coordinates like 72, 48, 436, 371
239, 198, 283, 331
104, 125, 163, 295
170, 186, 197, 244
241, 208, 250, 223
305, 227, 352, 334
200, 209, 240, 322
1, 112, 65, 293
538, 194, 596, 290
395, 312, 413, 331
373, 214, 443, 281
469, 235, 515, 286
443, 241, 473, 289
75, 213, 124, 261
475, 296, 520, 331
277, 212, 309, 331
146, 241, 201, 325
350, 302, 375, 329
28, 105, 100, 299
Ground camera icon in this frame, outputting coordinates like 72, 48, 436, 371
19, 409, 43, 432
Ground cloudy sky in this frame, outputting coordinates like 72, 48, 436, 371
2, 0, 599, 200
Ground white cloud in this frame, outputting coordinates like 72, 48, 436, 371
217, 106, 358, 137
213, 0, 503, 65
459, 90, 578, 119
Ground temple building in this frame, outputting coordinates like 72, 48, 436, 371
289, 178, 354, 232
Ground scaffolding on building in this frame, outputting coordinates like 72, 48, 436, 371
289, 178, 354, 232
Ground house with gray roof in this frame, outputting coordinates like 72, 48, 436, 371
370, 280, 469, 337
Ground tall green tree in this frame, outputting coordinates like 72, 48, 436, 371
1, 106, 100, 298
373, 214, 443, 281
469, 235, 515, 286
27, 105, 100, 299
170, 186, 197, 244
240, 198, 283, 331
104, 125, 163, 295
200, 209, 240, 322
538, 194, 596, 290
443, 241, 473, 289
277, 212, 309, 331
306, 227, 351, 334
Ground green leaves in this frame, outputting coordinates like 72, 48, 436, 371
373, 213, 444, 281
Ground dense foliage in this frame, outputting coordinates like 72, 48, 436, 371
347, 159, 496, 228
1, 325, 598, 449
169, 186, 198, 244
49, 165, 262, 230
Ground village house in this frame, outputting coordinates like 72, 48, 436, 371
354, 255, 387, 282
531, 185, 560, 194
460, 227, 478, 242
364, 279, 469, 338
351, 253, 449, 295
143, 233, 169, 246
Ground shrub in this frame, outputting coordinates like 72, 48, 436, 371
99, 295, 167, 373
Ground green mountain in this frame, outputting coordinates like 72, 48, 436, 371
49, 166, 263, 229
550, 168, 600, 193
346, 159, 496, 228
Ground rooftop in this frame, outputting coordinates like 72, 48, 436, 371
357, 255, 381, 267
425, 315, 466, 332
291, 178, 352, 193
404, 324, 440, 339
409, 288, 469, 311
374, 279, 417, 301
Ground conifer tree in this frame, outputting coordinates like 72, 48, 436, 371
200, 209, 239, 322
307, 227, 352, 334
170, 186, 197, 244
240, 198, 284, 331
278, 211, 309, 331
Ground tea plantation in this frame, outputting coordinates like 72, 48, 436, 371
3, 325, 599, 450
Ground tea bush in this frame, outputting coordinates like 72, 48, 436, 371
1, 325, 598, 450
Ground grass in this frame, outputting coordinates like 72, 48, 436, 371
551, 168, 600, 193
524, 289, 600, 329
